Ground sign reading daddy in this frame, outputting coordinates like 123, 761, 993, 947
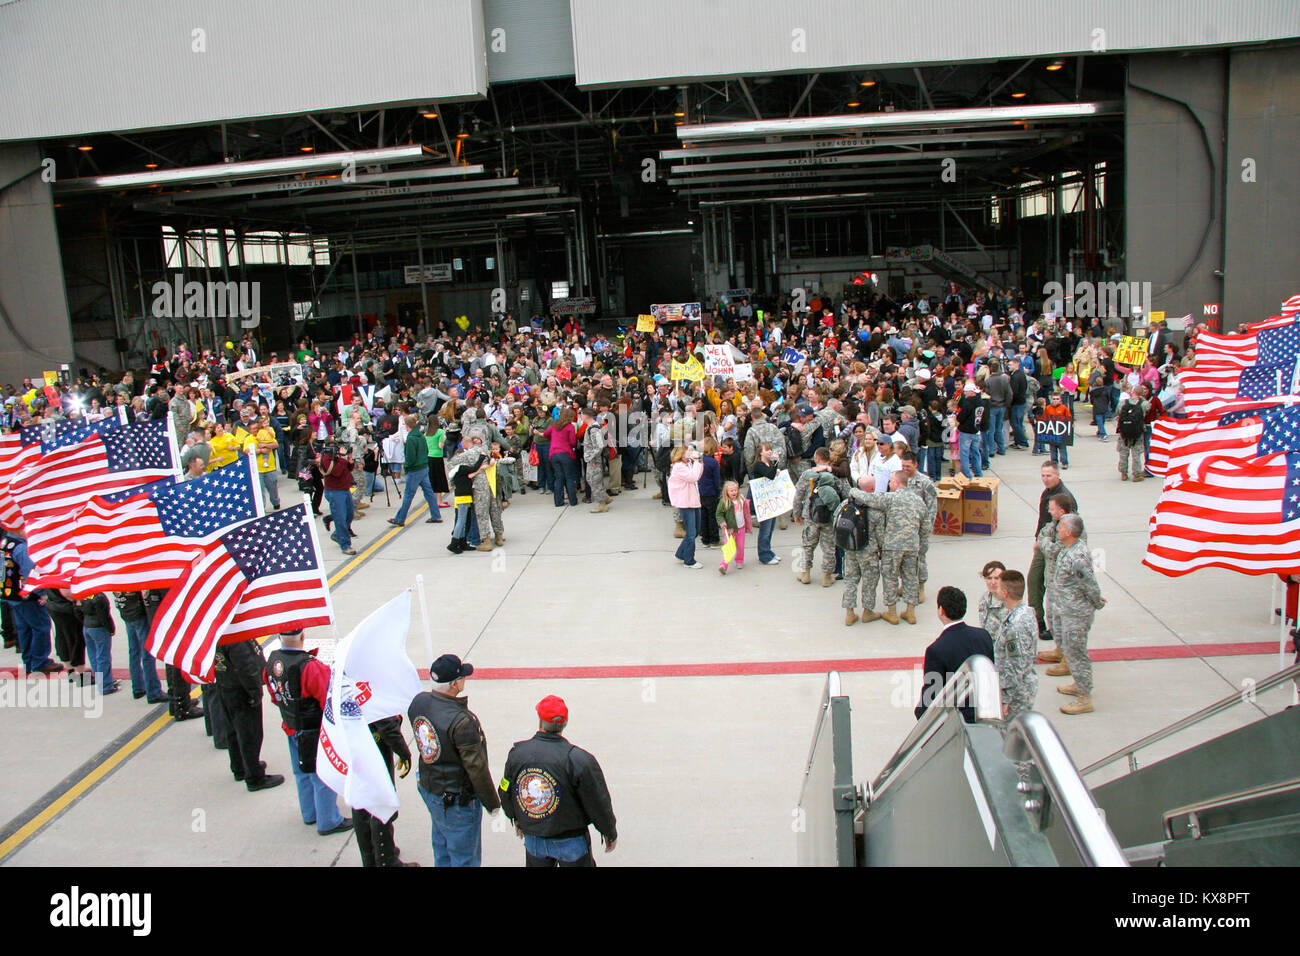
1034, 417, 1074, 446
749, 469, 796, 521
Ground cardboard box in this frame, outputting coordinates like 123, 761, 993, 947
934, 487, 963, 536
937, 473, 970, 492
962, 476, 1000, 535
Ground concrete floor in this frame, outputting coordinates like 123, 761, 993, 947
0, 428, 1292, 866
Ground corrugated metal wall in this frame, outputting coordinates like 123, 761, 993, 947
569, 0, 1300, 87
0, 0, 488, 142
484, 0, 574, 83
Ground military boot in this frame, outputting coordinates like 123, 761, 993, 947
822, 572, 835, 588
881, 605, 900, 625
797, 569, 811, 585
844, 608, 858, 626
860, 608, 882, 623
1060, 694, 1094, 715
495, 534, 505, 546
674, 520, 685, 539
1056, 682, 1080, 696
590, 503, 608, 513
1037, 648, 1064, 664
900, 604, 917, 624
1046, 661, 1071, 677
476, 542, 493, 552
918, 583, 926, 603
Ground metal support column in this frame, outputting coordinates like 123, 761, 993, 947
416, 229, 430, 337
726, 208, 735, 287
769, 205, 777, 294
350, 235, 364, 336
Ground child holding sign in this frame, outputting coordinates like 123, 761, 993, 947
716, 480, 751, 574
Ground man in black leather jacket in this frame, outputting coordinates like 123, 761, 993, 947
500, 695, 617, 867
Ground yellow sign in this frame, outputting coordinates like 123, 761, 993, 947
636, 314, 656, 333
1149, 310, 1166, 324
670, 356, 705, 382
42, 371, 58, 386
1114, 335, 1149, 367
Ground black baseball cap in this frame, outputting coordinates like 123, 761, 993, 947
431, 654, 473, 682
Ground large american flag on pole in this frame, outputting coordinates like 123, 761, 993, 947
1240, 313, 1299, 335
1178, 358, 1300, 416
1191, 319, 1300, 369
146, 504, 333, 682
1144, 452, 1300, 577
11, 420, 179, 584
1147, 404, 1300, 480
70, 455, 265, 597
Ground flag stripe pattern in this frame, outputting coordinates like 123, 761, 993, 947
146, 504, 332, 682
1178, 358, 1300, 415
1147, 404, 1300, 481
1144, 452, 1300, 576
1194, 319, 1300, 369
69, 456, 264, 597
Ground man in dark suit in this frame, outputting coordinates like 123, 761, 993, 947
914, 586, 995, 722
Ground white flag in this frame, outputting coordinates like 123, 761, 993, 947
316, 589, 422, 823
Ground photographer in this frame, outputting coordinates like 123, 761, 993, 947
318, 441, 357, 555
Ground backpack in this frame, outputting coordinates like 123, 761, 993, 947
802, 423, 825, 455
1025, 374, 1041, 400
783, 424, 804, 461
834, 498, 870, 551
1118, 400, 1145, 443
808, 476, 839, 524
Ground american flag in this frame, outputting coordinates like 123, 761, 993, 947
69, 456, 264, 597
0, 410, 129, 532
1240, 314, 1298, 335
10, 420, 179, 584
1145, 451, 1300, 577
1283, 294, 1300, 317
1178, 358, 1300, 416
1147, 404, 1300, 480
146, 504, 333, 682
1192, 319, 1300, 369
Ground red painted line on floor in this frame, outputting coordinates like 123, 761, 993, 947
2, 640, 1290, 683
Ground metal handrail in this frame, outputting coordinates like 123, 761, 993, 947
798, 670, 842, 808
1162, 777, 1300, 841
1080, 663, 1300, 778
1003, 712, 1129, 867
868, 655, 1002, 804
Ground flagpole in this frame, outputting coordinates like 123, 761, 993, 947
415, 574, 434, 669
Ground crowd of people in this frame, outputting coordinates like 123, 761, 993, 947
2, 279, 1214, 864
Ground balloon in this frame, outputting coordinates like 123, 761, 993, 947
224, 340, 234, 350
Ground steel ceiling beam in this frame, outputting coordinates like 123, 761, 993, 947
659, 128, 1059, 160
670, 147, 1003, 176
161, 165, 486, 204
244, 176, 521, 210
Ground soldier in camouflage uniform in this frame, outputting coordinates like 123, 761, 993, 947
743, 408, 789, 529
1051, 513, 1106, 715
991, 570, 1039, 722
978, 561, 1009, 634
900, 451, 937, 602
792, 448, 850, 587
1038, 494, 1087, 678
849, 470, 926, 625
581, 407, 610, 513
458, 428, 505, 551
839, 494, 887, 626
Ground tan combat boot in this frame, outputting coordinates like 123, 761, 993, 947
797, 569, 811, 585
900, 604, 917, 625
822, 572, 835, 588
674, 521, 685, 539
1046, 661, 1071, 677
495, 534, 505, 546
1060, 694, 1094, 715
918, 583, 926, 603
651, 490, 662, 499
590, 503, 608, 513
1056, 682, 1080, 696
844, 608, 858, 626
860, 608, 882, 623
881, 605, 900, 625
476, 542, 493, 552
1037, 648, 1064, 664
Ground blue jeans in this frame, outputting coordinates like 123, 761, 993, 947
674, 506, 700, 564
124, 617, 162, 697
84, 625, 113, 689
551, 455, 579, 506
923, 445, 943, 480
958, 431, 983, 478
1049, 441, 1070, 467
986, 406, 1007, 455
524, 833, 593, 866
325, 488, 355, 550
1094, 412, 1108, 439
417, 786, 482, 867
364, 470, 378, 496
287, 733, 344, 832
260, 470, 280, 509
1143, 424, 1152, 461
1009, 404, 1028, 446
452, 502, 471, 538
757, 517, 776, 563
465, 510, 482, 548
394, 470, 437, 523
536, 441, 552, 491
9, 600, 53, 673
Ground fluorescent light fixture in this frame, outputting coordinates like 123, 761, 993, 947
595, 229, 695, 238
677, 102, 1120, 142
165, 164, 486, 204
56, 144, 430, 193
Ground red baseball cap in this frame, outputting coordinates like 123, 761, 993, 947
536, 695, 568, 722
